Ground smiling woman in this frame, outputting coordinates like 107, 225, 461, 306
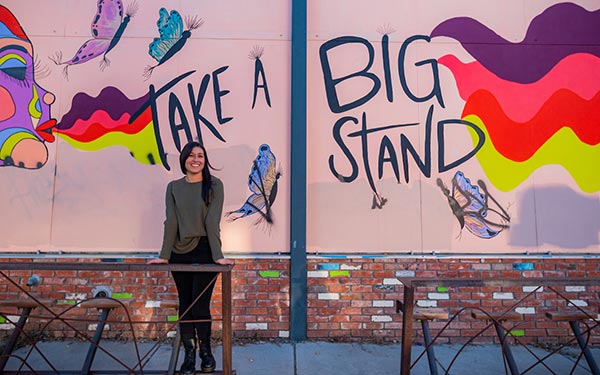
0, 5, 56, 169
148, 141, 234, 374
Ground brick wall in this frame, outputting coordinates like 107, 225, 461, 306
1, 256, 599, 345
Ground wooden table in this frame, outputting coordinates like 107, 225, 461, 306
398, 277, 600, 375
0, 261, 235, 375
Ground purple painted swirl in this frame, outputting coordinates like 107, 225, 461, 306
57, 86, 149, 130
431, 2, 600, 83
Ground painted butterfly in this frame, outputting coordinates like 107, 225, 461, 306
436, 171, 510, 239
50, 0, 138, 78
226, 144, 281, 225
143, 8, 203, 79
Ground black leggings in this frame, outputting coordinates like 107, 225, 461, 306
169, 237, 217, 341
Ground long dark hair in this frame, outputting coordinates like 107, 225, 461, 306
179, 141, 215, 205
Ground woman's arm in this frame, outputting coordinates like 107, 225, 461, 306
206, 178, 227, 261
158, 182, 177, 260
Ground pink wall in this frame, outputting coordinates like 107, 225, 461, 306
0, 1, 598, 255
0, 0, 291, 253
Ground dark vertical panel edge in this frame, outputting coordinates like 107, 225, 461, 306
290, 0, 307, 341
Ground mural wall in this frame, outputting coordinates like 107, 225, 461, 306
1, 1, 598, 255
0, 0, 290, 252
306, 0, 600, 253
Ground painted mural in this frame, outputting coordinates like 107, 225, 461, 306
50, 0, 139, 76
226, 144, 281, 226
0, 1, 598, 255
0, 0, 289, 253
0, 6, 55, 169
306, 0, 600, 253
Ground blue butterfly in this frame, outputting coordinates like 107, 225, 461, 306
436, 171, 510, 239
143, 8, 203, 79
227, 144, 281, 225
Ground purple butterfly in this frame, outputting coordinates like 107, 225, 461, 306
50, 0, 138, 78
437, 171, 510, 239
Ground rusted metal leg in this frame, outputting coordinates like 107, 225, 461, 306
400, 285, 415, 375
222, 270, 233, 375
167, 328, 181, 375
493, 322, 519, 375
569, 321, 600, 375
0, 307, 32, 371
421, 319, 439, 375
81, 307, 111, 375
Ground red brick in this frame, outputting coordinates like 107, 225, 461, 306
1, 256, 599, 345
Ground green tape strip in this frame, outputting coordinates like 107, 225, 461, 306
0, 316, 5, 323
57, 300, 76, 305
508, 330, 525, 337
167, 315, 179, 322
437, 286, 449, 292
259, 271, 280, 278
112, 293, 133, 299
330, 271, 350, 277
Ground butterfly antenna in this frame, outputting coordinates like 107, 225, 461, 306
186, 16, 204, 31
249, 201, 272, 226
126, 0, 139, 17
62, 65, 70, 81
99, 56, 111, 71
48, 51, 63, 66
248, 45, 264, 60
255, 210, 275, 232
377, 23, 396, 35
142, 65, 156, 81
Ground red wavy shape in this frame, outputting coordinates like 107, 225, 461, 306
54, 108, 152, 142
462, 89, 600, 162
439, 53, 600, 122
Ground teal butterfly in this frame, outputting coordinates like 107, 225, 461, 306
143, 8, 203, 79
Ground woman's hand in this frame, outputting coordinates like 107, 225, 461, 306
147, 258, 168, 264
215, 258, 234, 265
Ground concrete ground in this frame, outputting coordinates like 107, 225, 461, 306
4, 340, 600, 374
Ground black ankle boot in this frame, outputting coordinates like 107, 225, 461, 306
199, 340, 216, 373
180, 338, 196, 375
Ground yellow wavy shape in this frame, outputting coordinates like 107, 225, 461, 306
57, 122, 162, 166
465, 115, 600, 193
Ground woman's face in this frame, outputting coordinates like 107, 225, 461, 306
0, 7, 56, 169
185, 146, 205, 176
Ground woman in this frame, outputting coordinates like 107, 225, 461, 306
149, 141, 233, 374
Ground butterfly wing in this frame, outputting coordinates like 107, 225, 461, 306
63, 38, 112, 65
453, 172, 506, 239
158, 9, 183, 39
148, 8, 184, 62
226, 193, 266, 221
452, 171, 486, 214
464, 214, 501, 239
91, 0, 123, 39
248, 144, 277, 196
